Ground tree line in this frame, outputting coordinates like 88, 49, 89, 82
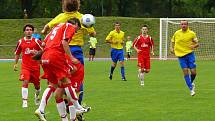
0, 0, 215, 19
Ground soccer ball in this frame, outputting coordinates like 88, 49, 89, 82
81, 14, 95, 28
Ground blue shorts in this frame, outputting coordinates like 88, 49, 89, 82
69, 45, 84, 65
111, 48, 124, 63
178, 52, 196, 69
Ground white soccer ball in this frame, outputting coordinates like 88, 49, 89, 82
81, 14, 95, 28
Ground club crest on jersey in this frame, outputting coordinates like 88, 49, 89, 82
25, 48, 31, 54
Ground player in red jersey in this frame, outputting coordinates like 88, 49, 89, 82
37, 54, 86, 121
35, 18, 88, 121
57, 54, 86, 121
14, 24, 43, 108
133, 25, 154, 86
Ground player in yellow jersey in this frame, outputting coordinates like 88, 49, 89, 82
106, 22, 126, 81
39, 0, 96, 120
170, 20, 199, 96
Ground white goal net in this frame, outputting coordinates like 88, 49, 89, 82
160, 18, 215, 60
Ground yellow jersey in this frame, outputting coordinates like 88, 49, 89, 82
171, 28, 197, 57
126, 40, 133, 52
105, 30, 125, 49
89, 37, 97, 48
47, 11, 95, 46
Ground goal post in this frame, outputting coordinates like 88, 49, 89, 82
160, 18, 215, 60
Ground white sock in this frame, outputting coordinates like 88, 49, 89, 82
69, 105, 76, 120
38, 87, 55, 113
64, 86, 82, 109
139, 72, 144, 82
56, 101, 68, 121
22, 87, 28, 100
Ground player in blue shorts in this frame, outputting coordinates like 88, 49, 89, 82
105, 22, 126, 81
171, 20, 199, 96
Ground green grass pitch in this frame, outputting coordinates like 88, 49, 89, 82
0, 60, 214, 121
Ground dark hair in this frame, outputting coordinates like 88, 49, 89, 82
68, 17, 81, 28
114, 21, 121, 25
142, 24, 148, 28
63, 0, 80, 12
23, 24, 34, 32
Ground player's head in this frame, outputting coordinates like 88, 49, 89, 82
141, 24, 148, 35
180, 20, 188, 31
127, 36, 131, 41
68, 17, 81, 31
63, 0, 80, 12
23, 24, 34, 38
114, 21, 121, 32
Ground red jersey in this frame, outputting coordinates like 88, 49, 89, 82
43, 23, 76, 52
14, 37, 42, 71
133, 35, 154, 56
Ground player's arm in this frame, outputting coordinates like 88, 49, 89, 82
14, 54, 20, 71
150, 38, 155, 56
88, 39, 93, 47
170, 35, 175, 53
41, 13, 65, 35
89, 31, 96, 37
132, 37, 141, 53
105, 31, 113, 44
41, 24, 50, 35
62, 39, 78, 64
84, 24, 96, 37
14, 40, 22, 71
191, 38, 199, 49
170, 42, 175, 54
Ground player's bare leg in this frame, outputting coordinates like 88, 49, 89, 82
22, 80, 28, 108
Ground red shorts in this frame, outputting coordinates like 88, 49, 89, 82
19, 68, 40, 86
41, 50, 70, 85
137, 54, 150, 69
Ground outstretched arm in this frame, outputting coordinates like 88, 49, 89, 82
62, 39, 78, 64
41, 24, 50, 35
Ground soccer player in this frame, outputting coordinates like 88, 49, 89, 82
105, 21, 126, 81
41, 0, 96, 106
133, 25, 154, 86
125, 36, 133, 60
170, 20, 199, 96
59, 54, 86, 121
88, 35, 97, 61
35, 18, 87, 121
14, 24, 43, 108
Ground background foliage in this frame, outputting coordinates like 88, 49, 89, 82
1, 0, 215, 19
